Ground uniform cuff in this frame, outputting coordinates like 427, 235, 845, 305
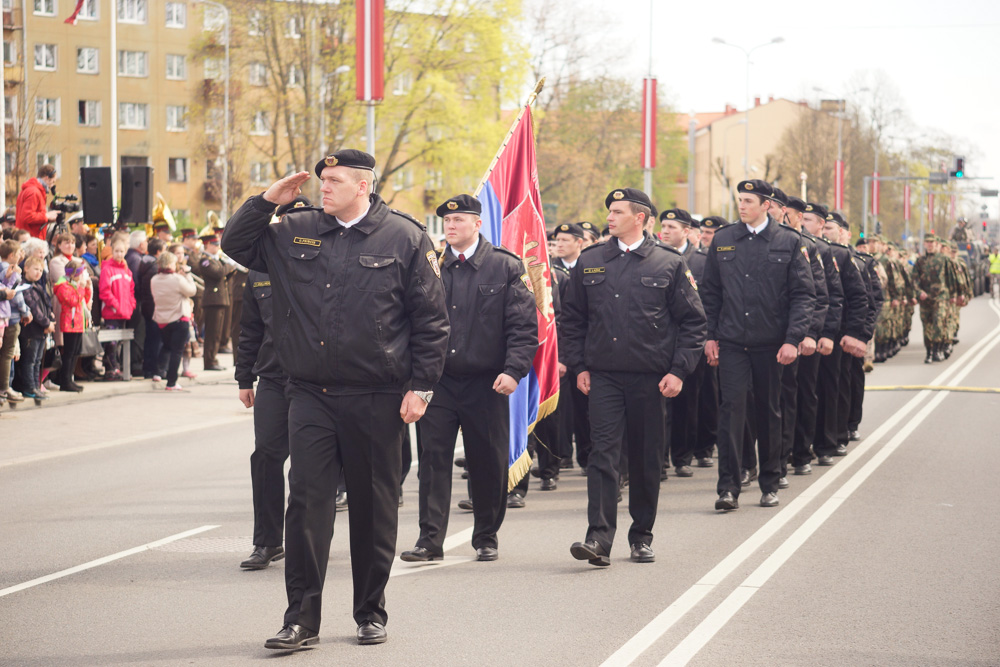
252, 194, 278, 213
237, 379, 255, 390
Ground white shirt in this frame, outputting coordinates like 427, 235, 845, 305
450, 235, 480, 260
676, 241, 689, 254
337, 204, 372, 229
746, 218, 769, 235
563, 257, 578, 269
617, 237, 644, 253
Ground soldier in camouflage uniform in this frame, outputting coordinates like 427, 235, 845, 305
871, 236, 905, 362
890, 244, 917, 347
942, 241, 972, 357
913, 235, 952, 363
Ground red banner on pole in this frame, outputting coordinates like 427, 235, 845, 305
903, 184, 910, 221
834, 159, 844, 210
871, 172, 880, 216
356, 0, 384, 101
641, 78, 657, 170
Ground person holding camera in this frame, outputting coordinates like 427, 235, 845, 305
15, 165, 59, 241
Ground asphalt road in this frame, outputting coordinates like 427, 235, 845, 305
2, 297, 999, 666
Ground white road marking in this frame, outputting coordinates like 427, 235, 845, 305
390, 526, 477, 577
0, 416, 249, 470
0, 525, 219, 598
656, 302, 1000, 666
603, 300, 1000, 666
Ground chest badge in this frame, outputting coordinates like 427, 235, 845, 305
293, 237, 321, 247
716, 245, 736, 252
583, 267, 605, 274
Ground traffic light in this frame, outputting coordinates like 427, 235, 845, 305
985, 220, 989, 232
950, 156, 965, 178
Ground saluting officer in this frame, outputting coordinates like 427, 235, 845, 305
197, 232, 235, 371
701, 180, 815, 511
400, 195, 537, 564
562, 188, 706, 566
221, 149, 449, 650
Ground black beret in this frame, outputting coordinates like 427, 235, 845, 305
578, 221, 600, 239
275, 195, 312, 218
314, 149, 377, 178
785, 195, 807, 213
737, 179, 774, 198
825, 211, 849, 230
605, 187, 654, 211
436, 194, 482, 218
770, 187, 789, 206
555, 222, 584, 239
855, 237, 869, 247
546, 230, 557, 242
804, 202, 829, 219
700, 216, 728, 229
659, 208, 695, 226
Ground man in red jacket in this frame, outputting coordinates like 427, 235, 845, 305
15, 165, 59, 240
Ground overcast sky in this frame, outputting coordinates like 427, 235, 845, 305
589, 0, 1000, 217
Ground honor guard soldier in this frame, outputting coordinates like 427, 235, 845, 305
401, 195, 538, 563
579, 221, 600, 246
693, 216, 726, 466
562, 188, 706, 566
701, 180, 814, 511
197, 231, 235, 371
221, 149, 449, 650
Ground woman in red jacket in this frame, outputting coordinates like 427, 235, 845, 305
53, 259, 93, 392
14, 165, 58, 240
98, 240, 135, 381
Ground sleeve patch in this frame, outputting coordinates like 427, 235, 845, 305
201, 259, 211, 267
426, 251, 441, 279
520, 273, 534, 293
800, 246, 810, 262
685, 269, 698, 291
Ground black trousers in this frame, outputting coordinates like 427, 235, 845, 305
561, 370, 592, 467
251, 377, 289, 548
670, 358, 704, 468
793, 352, 821, 466
533, 404, 563, 482
814, 346, 843, 458
158, 320, 189, 387
696, 361, 719, 458
847, 355, 865, 432
836, 349, 854, 445
202, 305, 225, 368
778, 358, 800, 478
586, 371, 666, 553
282, 384, 403, 632
717, 344, 782, 497
742, 399, 757, 472
59, 332, 82, 388
415, 373, 508, 554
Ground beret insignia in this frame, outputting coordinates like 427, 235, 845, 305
447, 201, 458, 210
613, 191, 624, 200
745, 183, 754, 190
324, 155, 338, 167
666, 212, 676, 219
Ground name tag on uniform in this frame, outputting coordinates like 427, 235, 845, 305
716, 246, 736, 252
252, 281, 271, 288
293, 237, 321, 247
583, 267, 605, 274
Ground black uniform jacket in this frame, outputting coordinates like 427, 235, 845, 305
809, 234, 845, 340
794, 227, 829, 341
687, 247, 708, 285
701, 219, 815, 349
235, 270, 285, 389
439, 235, 538, 382
561, 232, 706, 380
852, 249, 885, 341
825, 242, 868, 341
221, 194, 449, 394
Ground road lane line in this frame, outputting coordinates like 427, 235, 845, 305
0, 416, 249, 470
391, 526, 476, 577
657, 303, 1000, 666
0, 525, 219, 599
603, 300, 1000, 666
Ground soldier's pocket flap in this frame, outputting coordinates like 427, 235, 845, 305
358, 255, 396, 269
288, 245, 321, 261
478, 282, 504, 296
640, 276, 670, 289
583, 274, 606, 286
768, 250, 792, 264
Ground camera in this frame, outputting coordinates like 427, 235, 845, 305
51, 193, 82, 215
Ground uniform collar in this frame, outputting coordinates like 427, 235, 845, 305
319, 194, 386, 235
442, 234, 491, 270
449, 235, 480, 261
603, 232, 654, 259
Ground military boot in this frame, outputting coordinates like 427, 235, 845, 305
924, 346, 934, 364
933, 344, 946, 362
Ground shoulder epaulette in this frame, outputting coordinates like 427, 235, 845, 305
831, 241, 849, 248
779, 223, 803, 237
857, 251, 874, 259
284, 206, 322, 215
655, 243, 681, 256
553, 264, 571, 276
391, 208, 426, 231
493, 245, 522, 262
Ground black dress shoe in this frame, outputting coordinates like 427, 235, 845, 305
580, 466, 588, 476
461, 471, 469, 479
540, 478, 557, 491
400, 546, 442, 562
793, 464, 812, 475
715, 491, 739, 511
817, 455, 834, 466
630, 543, 655, 563
570, 540, 610, 567
675, 465, 694, 478
476, 546, 498, 561
507, 492, 525, 509
357, 621, 387, 645
660, 467, 669, 482
777, 477, 789, 489
454, 457, 466, 468
559, 457, 574, 469
265, 624, 318, 650
204, 365, 227, 371
335, 490, 348, 512
760, 492, 779, 508
848, 430, 860, 441
240, 545, 285, 570
697, 457, 715, 467
457, 498, 474, 511
530, 465, 541, 478
740, 469, 751, 487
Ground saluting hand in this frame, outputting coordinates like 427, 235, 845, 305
262, 171, 311, 207
493, 373, 518, 396
658, 373, 683, 398
239, 388, 255, 408
776, 343, 798, 365
400, 391, 428, 424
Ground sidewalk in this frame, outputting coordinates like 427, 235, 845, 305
0, 352, 237, 414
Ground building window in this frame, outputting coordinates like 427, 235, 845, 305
77, 0, 97, 20
2, 0, 14, 12
168, 157, 188, 182
34, 97, 59, 125
205, 108, 223, 134
76, 47, 98, 74
203, 4, 224, 31
204, 57, 223, 80
250, 162, 269, 185
392, 70, 412, 96
34, 44, 57, 71
119, 102, 149, 130
247, 10, 263, 36
165, 2, 185, 28
392, 167, 412, 191
3, 40, 15, 66
426, 169, 443, 191
288, 64, 304, 87
248, 62, 267, 86
79, 154, 101, 168
285, 16, 303, 38
166, 54, 186, 80
33, 0, 54, 16
37, 153, 60, 173
4, 95, 16, 126
118, 50, 148, 77
6, 152, 17, 175
166, 105, 187, 131
250, 111, 270, 135
78, 100, 100, 127
118, 0, 147, 24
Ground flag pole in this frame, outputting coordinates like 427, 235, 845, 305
473, 78, 544, 197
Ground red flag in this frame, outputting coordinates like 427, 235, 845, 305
63, 0, 85, 24
641, 78, 657, 170
928, 193, 935, 225
355, 0, 384, 101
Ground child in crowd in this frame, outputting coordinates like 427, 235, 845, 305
0, 239, 24, 403
17, 255, 54, 400
53, 259, 92, 392
98, 240, 136, 381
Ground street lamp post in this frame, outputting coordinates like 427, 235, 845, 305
201, 0, 230, 221
712, 36, 783, 179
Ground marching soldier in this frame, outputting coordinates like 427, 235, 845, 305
562, 188, 705, 565
694, 216, 728, 467
400, 194, 537, 563
197, 231, 235, 371
842, 222, 882, 444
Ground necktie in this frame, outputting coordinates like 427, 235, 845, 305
459, 253, 466, 262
